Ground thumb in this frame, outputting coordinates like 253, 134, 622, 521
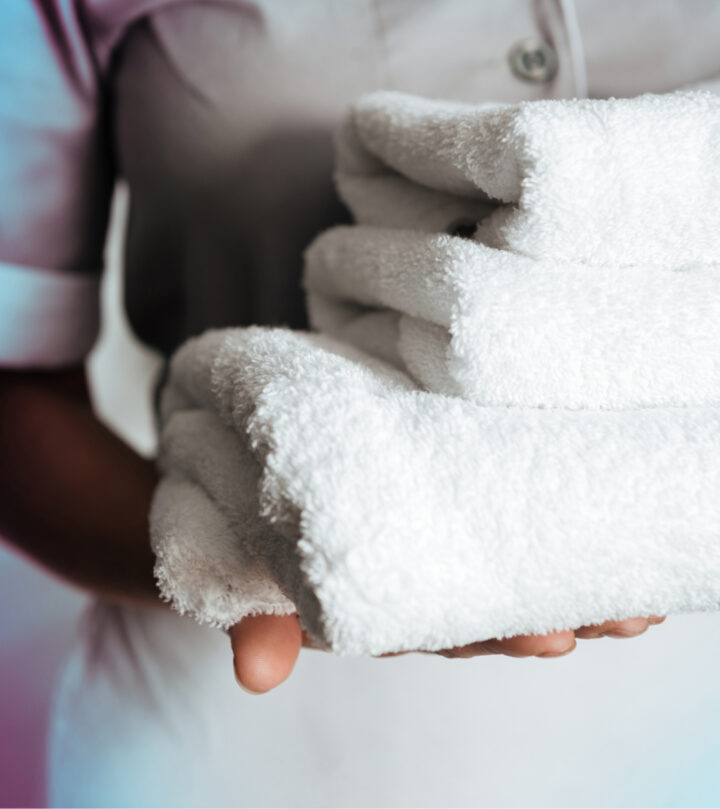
230, 613, 303, 694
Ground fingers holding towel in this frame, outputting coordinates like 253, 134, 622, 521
153, 327, 720, 655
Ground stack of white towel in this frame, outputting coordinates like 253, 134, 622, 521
151, 90, 720, 656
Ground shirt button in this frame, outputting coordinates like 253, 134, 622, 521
508, 37, 558, 83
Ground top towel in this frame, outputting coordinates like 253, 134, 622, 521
336, 90, 720, 267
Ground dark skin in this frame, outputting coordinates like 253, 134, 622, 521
0, 365, 665, 694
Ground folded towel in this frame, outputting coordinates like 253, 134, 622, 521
150, 330, 296, 628
151, 327, 720, 655
336, 90, 720, 266
152, 89, 720, 654
305, 226, 720, 408
152, 474, 296, 627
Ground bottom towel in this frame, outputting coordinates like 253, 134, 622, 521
151, 327, 720, 656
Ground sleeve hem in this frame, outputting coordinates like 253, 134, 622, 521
0, 261, 100, 368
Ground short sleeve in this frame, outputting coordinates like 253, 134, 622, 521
0, 1, 114, 367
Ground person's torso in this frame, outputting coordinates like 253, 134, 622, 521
112, 0, 586, 355
50, 3, 720, 805
105, 0, 720, 356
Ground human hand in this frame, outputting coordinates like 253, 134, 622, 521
230, 613, 666, 694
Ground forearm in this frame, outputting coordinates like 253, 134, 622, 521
0, 367, 161, 607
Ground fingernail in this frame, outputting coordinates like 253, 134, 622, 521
600, 627, 647, 639
235, 675, 262, 695
538, 641, 576, 658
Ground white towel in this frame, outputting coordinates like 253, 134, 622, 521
305, 225, 720, 408
152, 89, 720, 654
336, 90, 720, 266
151, 327, 720, 656
150, 330, 296, 628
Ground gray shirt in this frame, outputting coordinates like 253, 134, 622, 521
2, 0, 720, 363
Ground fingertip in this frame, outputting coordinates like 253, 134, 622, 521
534, 630, 576, 658
233, 666, 264, 695
536, 633, 577, 658
576, 615, 659, 640
230, 613, 303, 694
601, 616, 650, 638
491, 629, 576, 658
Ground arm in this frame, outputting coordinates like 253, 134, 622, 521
0, 365, 160, 607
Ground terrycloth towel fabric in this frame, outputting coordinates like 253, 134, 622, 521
305, 226, 720, 409
306, 89, 720, 408
151, 327, 720, 655
335, 90, 720, 266
151, 89, 720, 655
